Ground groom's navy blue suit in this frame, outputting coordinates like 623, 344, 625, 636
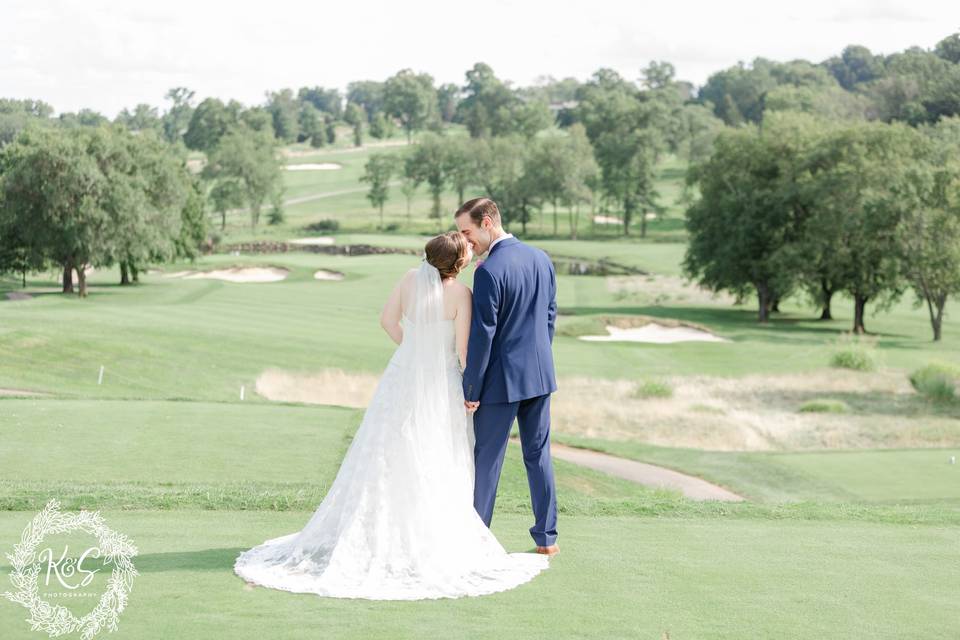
463, 236, 558, 547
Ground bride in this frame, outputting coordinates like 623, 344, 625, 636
234, 231, 550, 600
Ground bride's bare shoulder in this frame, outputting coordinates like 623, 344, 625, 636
444, 278, 471, 297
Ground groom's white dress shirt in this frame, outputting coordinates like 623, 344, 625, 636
484, 233, 513, 258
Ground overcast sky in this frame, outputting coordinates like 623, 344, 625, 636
1, 0, 955, 117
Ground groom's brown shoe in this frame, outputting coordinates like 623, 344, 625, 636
535, 544, 559, 557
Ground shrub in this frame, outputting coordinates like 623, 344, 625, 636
829, 334, 877, 372
305, 219, 339, 232
909, 363, 960, 403
633, 379, 673, 399
798, 399, 849, 414
384, 222, 400, 232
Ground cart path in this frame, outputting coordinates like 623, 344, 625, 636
528, 441, 745, 502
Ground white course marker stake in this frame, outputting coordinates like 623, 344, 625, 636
98, 365, 104, 385
240, 385, 245, 401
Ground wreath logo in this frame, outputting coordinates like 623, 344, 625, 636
1, 499, 138, 639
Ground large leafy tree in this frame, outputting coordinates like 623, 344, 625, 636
575, 69, 660, 236
203, 124, 283, 230
456, 63, 520, 138
184, 98, 236, 152
384, 69, 438, 142
895, 119, 960, 340
684, 116, 815, 322
0, 127, 106, 296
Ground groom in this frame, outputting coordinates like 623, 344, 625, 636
455, 197, 559, 556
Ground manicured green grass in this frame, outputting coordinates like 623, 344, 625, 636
553, 435, 960, 507
0, 511, 954, 640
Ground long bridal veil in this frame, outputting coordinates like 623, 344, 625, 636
234, 260, 548, 600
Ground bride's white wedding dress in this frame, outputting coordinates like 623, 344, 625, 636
234, 261, 549, 600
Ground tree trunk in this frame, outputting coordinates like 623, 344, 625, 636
570, 203, 580, 241
120, 262, 130, 285
458, 186, 464, 204
221, 210, 226, 231
819, 279, 834, 320
640, 210, 647, 238
926, 293, 946, 342
62, 262, 74, 294
131, 264, 139, 283
853, 293, 868, 334
21, 268, 26, 288
76, 264, 87, 298
379, 203, 384, 229
757, 282, 771, 323
771, 295, 780, 313
553, 201, 558, 237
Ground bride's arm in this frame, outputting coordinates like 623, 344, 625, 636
454, 285, 472, 371
380, 270, 412, 345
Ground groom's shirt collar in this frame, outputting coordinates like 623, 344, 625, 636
485, 233, 514, 257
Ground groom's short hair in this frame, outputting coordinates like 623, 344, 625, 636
455, 197, 501, 227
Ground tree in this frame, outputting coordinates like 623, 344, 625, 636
346, 81, 385, 122
297, 103, 326, 148
344, 103, 366, 147
0, 99, 54, 147
162, 87, 195, 144
684, 118, 812, 322
561, 124, 599, 240
203, 124, 283, 230
807, 122, 920, 333
444, 136, 475, 204
405, 133, 452, 226
209, 177, 244, 231
369, 111, 395, 139
823, 45, 884, 90
360, 153, 397, 228
96, 130, 191, 285
472, 135, 537, 234
935, 32, 960, 64
184, 98, 235, 152
456, 63, 520, 138
115, 103, 162, 134
575, 69, 661, 236
0, 127, 107, 297
384, 69, 438, 143
895, 121, 960, 340
266, 88, 300, 143
437, 83, 461, 122
297, 86, 342, 119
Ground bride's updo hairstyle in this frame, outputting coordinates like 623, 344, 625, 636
424, 231, 470, 279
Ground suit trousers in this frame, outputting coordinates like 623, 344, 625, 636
472, 393, 558, 547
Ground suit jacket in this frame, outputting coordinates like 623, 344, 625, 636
462, 236, 558, 404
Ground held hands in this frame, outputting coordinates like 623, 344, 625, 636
464, 400, 480, 414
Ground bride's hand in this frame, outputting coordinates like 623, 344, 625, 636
464, 400, 479, 413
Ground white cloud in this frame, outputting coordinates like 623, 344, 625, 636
0, 0, 953, 117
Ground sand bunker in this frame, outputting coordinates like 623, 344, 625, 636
5, 292, 32, 301
286, 163, 342, 171
313, 269, 345, 281
288, 237, 335, 246
580, 323, 728, 344
255, 368, 379, 408
593, 215, 622, 225
164, 267, 290, 283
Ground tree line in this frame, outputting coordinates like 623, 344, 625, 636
684, 112, 960, 341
